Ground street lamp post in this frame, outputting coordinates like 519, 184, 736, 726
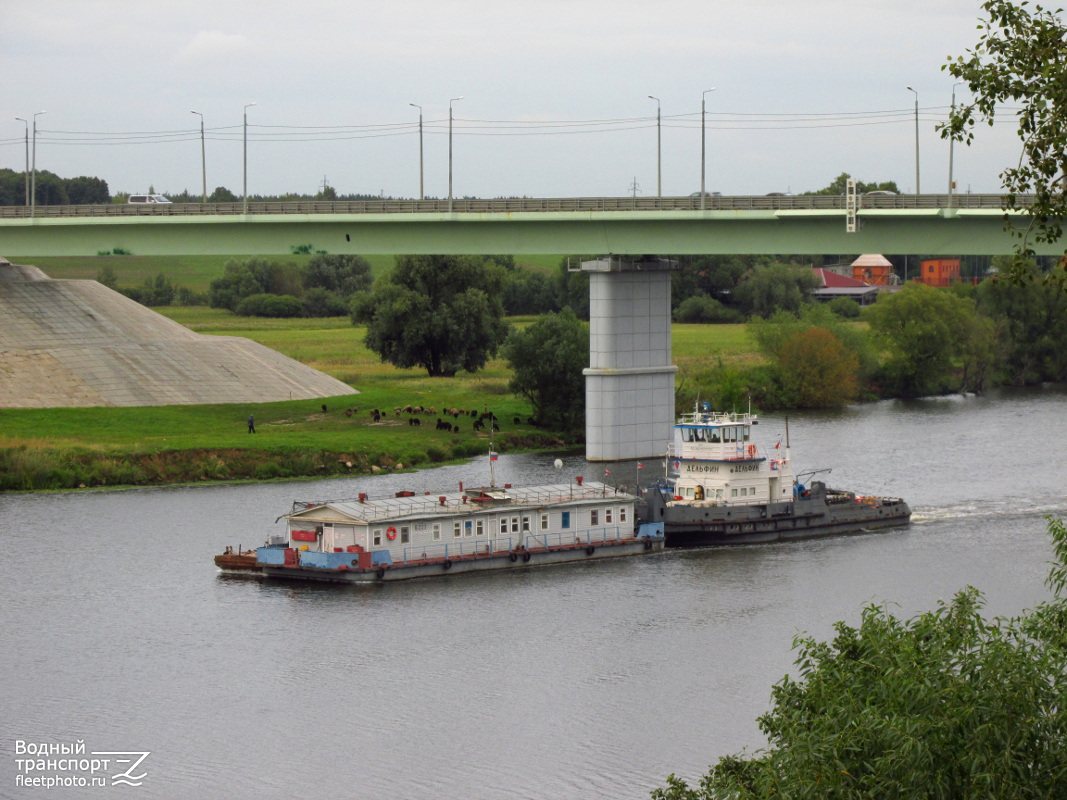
948, 81, 963, 206
449, 96, 463, 212
31, 110, 45, 216
409, 103, 424, 200
700, 87, 716, 210
648, 95, 661, 198
243, 102, 256, 213
906, 86, 919, 194
14, 117, 29, 206
191, 110, 206, 203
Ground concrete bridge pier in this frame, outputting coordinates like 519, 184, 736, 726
582, 257, 677, 461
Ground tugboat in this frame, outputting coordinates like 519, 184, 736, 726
636, 404, 910, 546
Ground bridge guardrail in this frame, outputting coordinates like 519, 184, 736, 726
0, 194, 1026, 219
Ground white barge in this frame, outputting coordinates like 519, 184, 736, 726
218, 470, 664, 583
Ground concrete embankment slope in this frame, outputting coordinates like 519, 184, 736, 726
0, 259, 356, 408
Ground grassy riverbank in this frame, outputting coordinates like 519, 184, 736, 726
1, 305, 758, 490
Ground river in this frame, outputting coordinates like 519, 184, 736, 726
2, 386, 1065, 799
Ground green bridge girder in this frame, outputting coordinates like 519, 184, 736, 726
0, 207, 1057, 257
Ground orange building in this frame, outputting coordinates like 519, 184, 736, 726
850, 254, 895, 285
918, 258, 960, 287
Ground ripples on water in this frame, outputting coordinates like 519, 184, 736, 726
1, 387, 1065, 799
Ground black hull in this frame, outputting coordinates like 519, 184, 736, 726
641, 482, 911, 548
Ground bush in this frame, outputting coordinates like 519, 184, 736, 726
673, 294, 745, 323
827, 296, 862, 318
235, 293, 304, 318
302, 287, 350, 317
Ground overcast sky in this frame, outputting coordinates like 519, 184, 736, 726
2, 1, 1025, 199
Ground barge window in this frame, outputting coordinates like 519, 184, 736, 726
562, 511, 571, 529
476, 519, 484, 537
731, 488, 738, 498
499, 518, 508, 536
605, 508, 613, 524
511, 516, 520, 533
540, 514, 549, 531
432, 523, 441, 541
620, 506, 627, 523
373, 529, 382, 546
401, 526, 410, 544
453, 521, 462, 538
522, 515, 531, 532
464, 521, 473, 537
591, 509, 599, 526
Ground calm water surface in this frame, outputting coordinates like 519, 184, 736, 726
2, 387, 1065, 799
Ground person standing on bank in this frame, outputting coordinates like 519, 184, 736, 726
247, 414, 256, 433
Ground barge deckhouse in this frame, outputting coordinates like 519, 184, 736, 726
218, 471, 664, 583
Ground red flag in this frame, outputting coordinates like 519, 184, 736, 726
775, 441, 781, 449
637, 462, 645, 469
604, 470, 612, 476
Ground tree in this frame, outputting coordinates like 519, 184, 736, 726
776, 327, 859, 408
864, 283, 984, 397
349, 255, 510, 377
945, 1, 1067, 279
302, 254, 373, 296
652, 515, 1067, 800
207, 186, 238, 203
749, 307, 872, 408
501, 308, 588, 429
208, 258, 303, 310
977, 257, 1067, 384
733, 263, 819, 318
803, 172, 900, 195
65, 176, 110, 205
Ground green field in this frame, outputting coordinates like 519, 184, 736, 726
2, 256, 760, 489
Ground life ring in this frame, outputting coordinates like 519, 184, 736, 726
521, 551, 532, 563
508, 552, 518, 563
375, 567, 386, 579
747, 444, 757, 457
386, 527, 398, 541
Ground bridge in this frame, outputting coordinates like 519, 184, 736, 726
0, 194, 1055, 257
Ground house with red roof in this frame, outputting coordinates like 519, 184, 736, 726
811, 268, 880, 305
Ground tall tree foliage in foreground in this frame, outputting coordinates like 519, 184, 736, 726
945, 0, 1067, 280
350, 255, 510, 377
501, 308, 588, 429
653, 516, 1067, 800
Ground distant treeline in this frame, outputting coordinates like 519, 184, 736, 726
0, 168, 396, 206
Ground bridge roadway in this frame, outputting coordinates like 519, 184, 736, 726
0, 194, 1055, 258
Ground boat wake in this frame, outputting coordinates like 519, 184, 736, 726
911, 496, 1067, 525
